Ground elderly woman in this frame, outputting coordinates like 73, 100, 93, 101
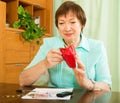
19, 1, 111, 92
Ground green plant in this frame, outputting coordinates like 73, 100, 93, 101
13, 5, 46, 44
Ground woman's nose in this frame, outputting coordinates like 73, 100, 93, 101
64, 23, 71, 31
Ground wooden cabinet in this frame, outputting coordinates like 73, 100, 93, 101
3, 28, 31, 84
0, 0, 53, 84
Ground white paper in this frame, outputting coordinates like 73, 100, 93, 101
22, 88, 73, 100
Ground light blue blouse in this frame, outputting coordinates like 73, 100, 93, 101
24, 34, 112, 88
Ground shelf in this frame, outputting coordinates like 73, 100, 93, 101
1, 0, 52, 34
5, 27, 24, 32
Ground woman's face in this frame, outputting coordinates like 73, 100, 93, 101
58, 11, 82, 46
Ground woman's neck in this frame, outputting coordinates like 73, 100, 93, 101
63, 36, 81, 48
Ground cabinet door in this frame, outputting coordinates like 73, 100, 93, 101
5, 29, 31, 64
4, 64, 28, 84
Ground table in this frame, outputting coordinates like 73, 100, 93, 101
0, 83, 119, 103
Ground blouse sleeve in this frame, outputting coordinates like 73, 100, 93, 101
95, 42, 112, 87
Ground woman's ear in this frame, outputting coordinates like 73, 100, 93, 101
81, 25, 85, 33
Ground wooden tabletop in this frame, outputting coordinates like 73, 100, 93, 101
0, 83, 119, 103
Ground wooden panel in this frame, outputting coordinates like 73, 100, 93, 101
19, 0, 46, 8
34, 8, 45, 28
4, 64, 28, 84
6, 0, 18, 27
0, 1, 6, 82
37, 0, 46, 8
5, 30, 31, 63
45, 0, 53, 35
30, 0, 46, 8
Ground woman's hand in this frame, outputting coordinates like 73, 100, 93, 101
73, 55, 94, 90
73, 55, 90, 89
44, 49, 63, 69
73, 55, 111, 91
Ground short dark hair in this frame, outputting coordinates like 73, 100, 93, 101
55, 1, 86, 28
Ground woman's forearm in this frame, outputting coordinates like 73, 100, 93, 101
19, 59, 48, 86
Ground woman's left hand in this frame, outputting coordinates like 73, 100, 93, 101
73, 55, 111, 91
73, 55, 92, 90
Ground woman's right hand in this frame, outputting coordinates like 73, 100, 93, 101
44, 49, 63, 69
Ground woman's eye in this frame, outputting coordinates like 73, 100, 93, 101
71, 22, 76, 24
59, 22, 64, 25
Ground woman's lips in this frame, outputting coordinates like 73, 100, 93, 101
65, 33, 72, 36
